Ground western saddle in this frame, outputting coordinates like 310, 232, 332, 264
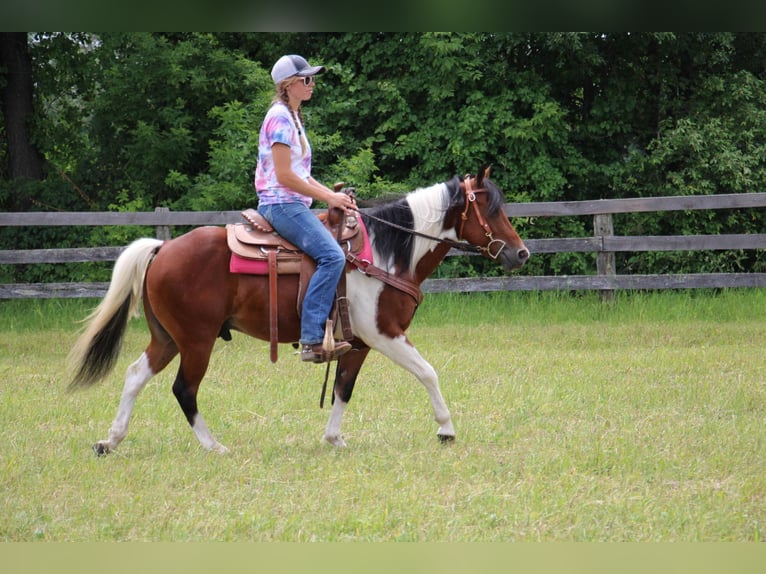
225, 190, 366, 363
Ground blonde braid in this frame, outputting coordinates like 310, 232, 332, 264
274, 79, 308, 158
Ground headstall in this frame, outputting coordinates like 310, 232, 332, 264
348, 174, 507, 258
457, 175, 507, 259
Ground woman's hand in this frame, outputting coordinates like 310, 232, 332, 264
325, 189, 355, 212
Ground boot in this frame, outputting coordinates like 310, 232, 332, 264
300, 341, 352, 363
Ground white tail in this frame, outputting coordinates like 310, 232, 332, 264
68, 238, 163, 388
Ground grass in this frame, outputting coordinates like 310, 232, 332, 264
1, 290, 765, 541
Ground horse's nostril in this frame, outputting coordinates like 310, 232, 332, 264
518, 248, 529, 261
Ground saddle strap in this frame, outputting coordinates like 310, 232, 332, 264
345, 253, 424, 306
268, 250, 278, 363
335, 275, 353, 341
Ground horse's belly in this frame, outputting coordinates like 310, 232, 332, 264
230, 273, 302, 343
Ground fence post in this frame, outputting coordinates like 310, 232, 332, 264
154, 206, 172, 240
594, 213, 615, 302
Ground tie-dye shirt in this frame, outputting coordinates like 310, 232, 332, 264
254, 102, 313, 207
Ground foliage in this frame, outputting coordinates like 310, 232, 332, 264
2, 32, 766, 283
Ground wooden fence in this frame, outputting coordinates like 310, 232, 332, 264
1, 192, 766, 299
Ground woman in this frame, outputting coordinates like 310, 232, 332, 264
254, 54, 354, 363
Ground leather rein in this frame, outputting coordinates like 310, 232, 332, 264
349, 175, 507, 260
343, 176, 507, 306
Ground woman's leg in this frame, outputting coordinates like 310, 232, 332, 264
258, 202, 348, 346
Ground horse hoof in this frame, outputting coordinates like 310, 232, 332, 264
437, 434, 455, 444
93, 443, 110, 456
324, 435, 347, 448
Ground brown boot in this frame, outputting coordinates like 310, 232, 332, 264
300, 341, 352, 363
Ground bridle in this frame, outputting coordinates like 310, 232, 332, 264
349, 175, 507, 259
457, 175, 507, 260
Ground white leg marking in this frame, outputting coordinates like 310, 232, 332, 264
323, 399, 348, 447
370, 334, 455, 439
97, 352, 154, 453
191, 414, 229, 454
346, 274, 455, 440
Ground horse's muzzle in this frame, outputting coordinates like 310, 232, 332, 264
502, 244, 530, 271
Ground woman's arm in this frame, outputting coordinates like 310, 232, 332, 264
272, 143, 353, 210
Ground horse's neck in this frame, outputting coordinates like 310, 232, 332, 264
411, 241, 452, 283
402, 183, 458, 281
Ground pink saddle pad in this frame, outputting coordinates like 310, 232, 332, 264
229, 255, 269, 275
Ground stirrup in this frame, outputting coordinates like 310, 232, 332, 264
300, 341, 351, 363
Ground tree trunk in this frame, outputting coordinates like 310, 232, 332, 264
0, 32, 44, 181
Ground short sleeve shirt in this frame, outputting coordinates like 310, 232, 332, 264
254, 102, 313, 207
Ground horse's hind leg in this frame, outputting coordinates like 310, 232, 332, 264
94, 339, 177, 455
172, 341, 228, 454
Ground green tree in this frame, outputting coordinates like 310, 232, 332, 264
2, 32, 765, 283
79, 33, 269, 211
0, 33, 44, 188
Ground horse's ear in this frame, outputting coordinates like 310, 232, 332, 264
476, 164, 491, 187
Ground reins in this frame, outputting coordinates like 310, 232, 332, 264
347, 176, 506, 259
350, 206, 482, 254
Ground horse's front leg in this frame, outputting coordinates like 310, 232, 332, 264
323, 346, 370, 447
374, 334, 455, 442
324, 400, 348, 447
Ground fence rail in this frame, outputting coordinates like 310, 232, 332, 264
2, 192, 766, 299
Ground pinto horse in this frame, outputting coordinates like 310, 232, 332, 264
68, 167, 529, 454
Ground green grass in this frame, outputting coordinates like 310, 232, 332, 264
1, 290, 765, 541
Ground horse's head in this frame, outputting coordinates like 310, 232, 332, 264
454, 166, 529, 272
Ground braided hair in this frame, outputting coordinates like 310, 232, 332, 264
274, 79, 308, 158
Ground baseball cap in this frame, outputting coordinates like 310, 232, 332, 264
271, 55, 325, 84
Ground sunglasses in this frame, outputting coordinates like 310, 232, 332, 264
301, 76, 316, 86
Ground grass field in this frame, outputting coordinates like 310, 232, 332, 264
1, 290, 764, 541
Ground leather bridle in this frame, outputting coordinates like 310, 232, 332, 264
457, 175, 507, 260
350, 175, 507, 259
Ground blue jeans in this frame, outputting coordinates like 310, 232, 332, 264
258, 202, 346, 345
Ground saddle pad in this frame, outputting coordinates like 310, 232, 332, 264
355, 214, 374, 264
230, 253, 268, 275
229, 253, 302, 275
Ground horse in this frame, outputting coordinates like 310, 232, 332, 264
68, 167, 529, 454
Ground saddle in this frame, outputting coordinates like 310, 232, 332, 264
227, 207, 367, 273
225, 197, 372, 363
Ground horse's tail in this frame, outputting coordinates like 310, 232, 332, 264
68, 238, 163, 390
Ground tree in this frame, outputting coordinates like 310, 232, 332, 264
2, 32, 765, 283
0, 33, 44, 188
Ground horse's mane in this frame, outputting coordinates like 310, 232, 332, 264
361, 192, 417, 271
360, 174, 506, 272
360, 176, 447, 270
